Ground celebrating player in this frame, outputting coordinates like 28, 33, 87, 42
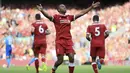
37, 2, 100, 73
27, 13, 50, 73
86, 15, 110, 73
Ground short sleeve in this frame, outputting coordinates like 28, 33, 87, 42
52, 14, 57, 22
69, 15, 75, 21
32, 23, 35, 27
104, 25, 107, 32
45, 25, 48, 30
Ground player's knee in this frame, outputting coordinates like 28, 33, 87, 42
92, 57, 96, 62
69, 56, 74, 63
69, 58, 74, 63
59, 59, 63, 64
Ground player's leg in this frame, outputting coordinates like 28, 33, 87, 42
51, 43, 64, 73
41, 54, 47, 71
97, 47, 105, 70
40, 44, 47, 71
6, 46, 12, 68
33, 45, 40, 73
6, 56, 11, 68
99, 47, 105, 64
26, 57, 38, 70
26, 46, 37, 70
91, 47, 98, 73
52, 55, 64, 73
67, 53, 75, 73
34, 52, 39, 73
66, 45, 75, 73
92, 57, 98, 73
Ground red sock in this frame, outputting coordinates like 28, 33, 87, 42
69, 63, 75, 73
41, 58, 46, 63
100, 59, 104, 64
52, 68, 55, 73
69, 66, 75, 73
92, 62, 98, 73
35, 59, 39, 73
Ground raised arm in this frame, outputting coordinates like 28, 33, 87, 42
37, 4, 53, 21
75, 2, 100, 20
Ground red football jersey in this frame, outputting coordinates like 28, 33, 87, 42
52, 14, 74, 41
32, 20, 48, 44
87, 24, 107, 47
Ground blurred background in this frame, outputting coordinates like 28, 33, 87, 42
0, 0, 130, 66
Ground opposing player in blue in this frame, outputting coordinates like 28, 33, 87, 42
0, 30, 14, 68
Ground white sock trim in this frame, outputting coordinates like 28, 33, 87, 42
92, 62, 96, 65
35, 57, 38, 60
42, 56, 45, 59
69, 63, 75, 67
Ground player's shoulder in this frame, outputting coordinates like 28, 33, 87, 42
36, 20, 46, 24
53, 14, 60, 17
87, 25, 93, 28
96, 23, 106, 27
100, 24, 106, 28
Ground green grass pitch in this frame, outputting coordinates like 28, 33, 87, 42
0, 65, 130, 73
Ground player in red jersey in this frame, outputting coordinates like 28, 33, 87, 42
31, 14, 50, 73
37, 2, 100, 73
86, 15, 110, 73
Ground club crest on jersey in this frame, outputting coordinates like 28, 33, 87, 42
60, 19, 71, 24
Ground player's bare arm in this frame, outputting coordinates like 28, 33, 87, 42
105, 30, 111, 39
128, 36, 130, 44
36, 4, 53, 21
45, 29, 51, 35
31, 25, 35, 35
0, 37, 5, 49
0, 42, 5, 49
86, 33, 91, 41
74, 2, 100, 20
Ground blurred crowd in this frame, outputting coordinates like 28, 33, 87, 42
0, 2, 130, 64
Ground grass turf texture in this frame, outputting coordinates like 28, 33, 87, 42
0, 65, 130, 73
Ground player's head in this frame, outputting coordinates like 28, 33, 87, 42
35, 13, 41, 20
57, 4, 67, 14
93, 15, 99, 22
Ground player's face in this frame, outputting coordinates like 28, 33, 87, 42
57, 4, 67, 14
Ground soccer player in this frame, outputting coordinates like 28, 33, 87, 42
37, 2, 100, 73
0, 30, 14, 68
86, 15, 110, 73
28, 13, 50, 73
26, 36, 43, 71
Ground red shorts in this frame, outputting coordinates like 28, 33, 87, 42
56, 39, 75, 55
90, 46, 105, 58
33, 43, 47, 55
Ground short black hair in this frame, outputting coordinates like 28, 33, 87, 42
93, 15, 99, 22
35, 14, 41, 20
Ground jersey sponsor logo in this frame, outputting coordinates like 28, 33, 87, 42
60, 19, 71, 24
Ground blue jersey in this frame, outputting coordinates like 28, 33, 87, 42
5, 35, 13, 46
4, 35, 13, 56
